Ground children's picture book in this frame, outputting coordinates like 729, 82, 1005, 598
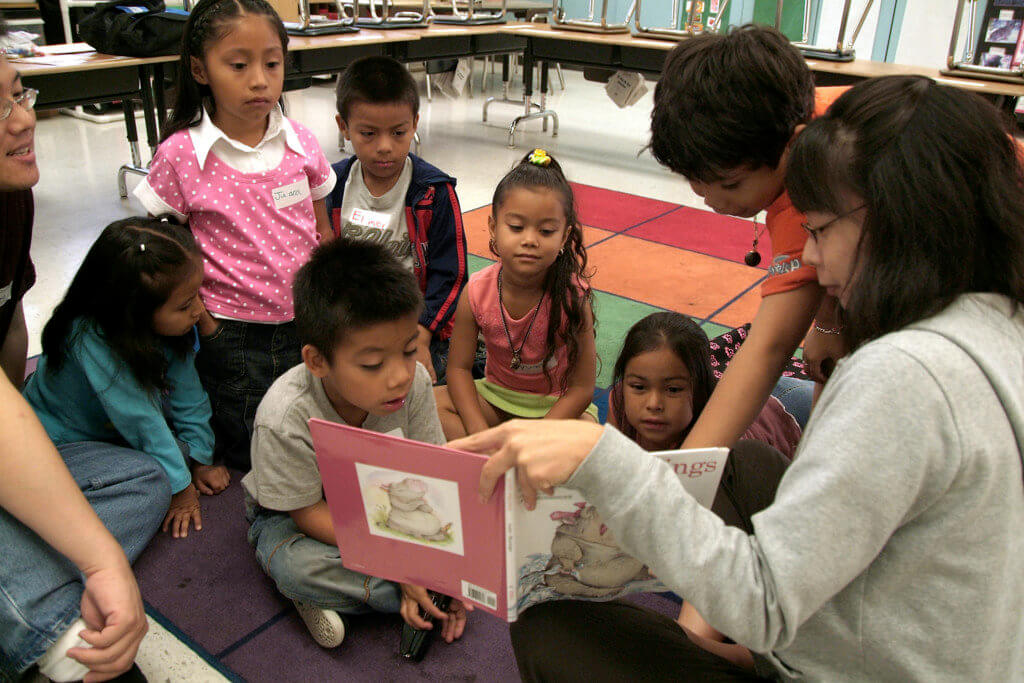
310, 419, 728, 621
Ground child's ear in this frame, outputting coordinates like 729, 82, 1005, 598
487, 214, 496, 237
190, 56, 209, 85
336, 114, 350, 141
411, 113, 420, 131
787, 123, 807, 148
302, 344, 330, 378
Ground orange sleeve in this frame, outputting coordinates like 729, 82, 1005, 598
813, 86, 849, 117
756, 85, 849, 299
760, 193, 818, 297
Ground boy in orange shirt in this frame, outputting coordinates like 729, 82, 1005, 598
648, 24, 846, 649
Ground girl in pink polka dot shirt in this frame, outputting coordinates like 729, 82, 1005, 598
134, 0, 336, 479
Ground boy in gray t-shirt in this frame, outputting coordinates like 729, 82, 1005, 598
241, 238, 469, 650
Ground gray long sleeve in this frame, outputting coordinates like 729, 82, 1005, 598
568, 294, 1024, 682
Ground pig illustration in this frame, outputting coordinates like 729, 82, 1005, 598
543, 503, 649, 597
381, 478, 451, 542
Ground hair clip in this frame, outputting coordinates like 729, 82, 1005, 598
140, 243, 146, 252
528, 149, 551, 167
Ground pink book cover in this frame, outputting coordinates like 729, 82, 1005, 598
310, 418, 515, 620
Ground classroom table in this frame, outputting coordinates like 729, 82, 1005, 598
499, 23, 1024, 148
16, 22, 1024, 192
14, 47, 177, 196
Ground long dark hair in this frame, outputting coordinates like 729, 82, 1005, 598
41, 217, 201, 393
491, 152, 594, 394
161, 0, 289, 142
609, 312, 716, 444
787, 76, 1024, 350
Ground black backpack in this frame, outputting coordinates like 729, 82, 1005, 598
78, 0, 187, 57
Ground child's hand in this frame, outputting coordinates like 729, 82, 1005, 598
192, 463, 230, 495
439, 599, 468, 643
399, 583, 438, 630
416, 325, 436, 383
196, 305, 219, 337
162, 484, 202, 539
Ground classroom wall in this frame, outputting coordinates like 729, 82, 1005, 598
893, 1, 971, 69
815, 0, 881, 59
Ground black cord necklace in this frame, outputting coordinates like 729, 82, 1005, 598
497, 269, 545, 370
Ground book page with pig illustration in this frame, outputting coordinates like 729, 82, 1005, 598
509, 447, 727, 619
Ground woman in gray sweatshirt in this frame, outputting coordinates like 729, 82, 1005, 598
454, 76, 1024, 683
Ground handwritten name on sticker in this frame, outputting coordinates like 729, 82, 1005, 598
273, 178, 311, 210
349, 208, 391, 231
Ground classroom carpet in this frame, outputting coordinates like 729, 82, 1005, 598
132, 182, 776, 681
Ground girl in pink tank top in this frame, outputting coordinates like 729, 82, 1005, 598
436, 150, 597, 439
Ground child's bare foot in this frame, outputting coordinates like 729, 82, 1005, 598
192, 464, 230, 495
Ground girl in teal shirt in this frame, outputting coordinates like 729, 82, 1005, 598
24, 216, 215, 538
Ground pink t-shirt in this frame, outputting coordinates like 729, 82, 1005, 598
143, 121, 332, 322
468, 263, 570, 396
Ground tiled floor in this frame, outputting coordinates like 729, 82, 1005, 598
24, 64, 770, 678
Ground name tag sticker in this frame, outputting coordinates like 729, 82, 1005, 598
0, 282, 11, 307
272, 178, 311, 209
348, 208, 391, 231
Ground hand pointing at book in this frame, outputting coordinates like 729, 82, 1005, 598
451, 419, 604, 510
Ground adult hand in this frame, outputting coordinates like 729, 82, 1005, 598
67, 562, 148, 682
449, 419, 604, 510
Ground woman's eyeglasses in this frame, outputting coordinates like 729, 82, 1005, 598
801, 204, 866, 243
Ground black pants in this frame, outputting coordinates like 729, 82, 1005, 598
510, 440, 790, 682
195, 319, 301, 471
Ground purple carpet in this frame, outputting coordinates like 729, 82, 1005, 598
132, 474, 679, 681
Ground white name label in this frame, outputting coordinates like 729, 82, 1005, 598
272, 178, 310, 209
348, 208, 391, 231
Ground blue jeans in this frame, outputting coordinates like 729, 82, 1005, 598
195, 320, 301, 472
0, 442, 170, 681
771, 375, 814, 431
246, 506, 401, 614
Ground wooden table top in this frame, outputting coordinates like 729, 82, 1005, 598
503, 24, 1024, 98
15, 25, 1024, 98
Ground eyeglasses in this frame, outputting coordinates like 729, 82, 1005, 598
801, 204, 866, 243
0, 88, 39, 122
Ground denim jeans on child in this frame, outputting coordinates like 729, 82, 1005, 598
195, 320, 301, 472
771, 375, 814, 430
0, 442, 169, 681
247, 505, 401, 615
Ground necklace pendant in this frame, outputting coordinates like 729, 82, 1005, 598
510, 352, 521, 370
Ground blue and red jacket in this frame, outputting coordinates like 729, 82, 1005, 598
326, 154, 467, 340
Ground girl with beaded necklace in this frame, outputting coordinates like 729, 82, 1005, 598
133, 0, 335, 482
435, 150, 597, 439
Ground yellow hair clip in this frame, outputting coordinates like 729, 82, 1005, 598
528, 149, 552, 167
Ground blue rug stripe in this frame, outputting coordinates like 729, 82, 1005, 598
215, 608, 292, 660
144, 601, 245, 683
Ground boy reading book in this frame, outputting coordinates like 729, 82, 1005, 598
240, 238, 468, 649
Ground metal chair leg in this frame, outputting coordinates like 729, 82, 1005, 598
425, 65, 432, 101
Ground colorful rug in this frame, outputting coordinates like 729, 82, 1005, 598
133, 183, 782, 680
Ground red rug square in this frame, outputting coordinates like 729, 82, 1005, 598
628, 205, 771, 268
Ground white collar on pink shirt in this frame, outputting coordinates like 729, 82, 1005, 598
189, 103, 305, 171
